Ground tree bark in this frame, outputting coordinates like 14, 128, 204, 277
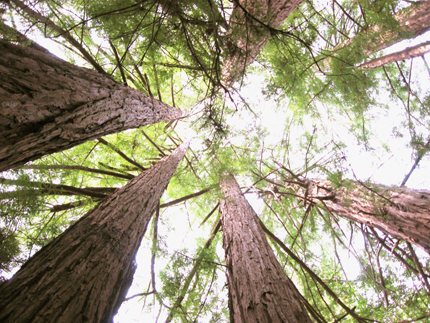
8, 0, 106, 74
0, 142, 188, 323
219, 173, 313, 323
0, 40, 182, 172
302, 179, 430, 254
358, 40, 430, 69
338, 1, 430, 58
222, 0, 304, 86
0, 19, 50, 53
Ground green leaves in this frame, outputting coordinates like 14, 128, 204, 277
2, 0, 429, 321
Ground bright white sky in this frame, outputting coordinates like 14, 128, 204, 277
115, 33, 430, 321
4, 8, 430, 322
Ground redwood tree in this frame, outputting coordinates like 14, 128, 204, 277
305, 178, 430, 254
0, 142, 188, 323
264, 175, 430, 254
0, 40, 182, 172
222, 0, 304, 85
358, 40, 430, 69
219, 173, 313, 323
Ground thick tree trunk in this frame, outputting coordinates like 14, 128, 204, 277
0, 40, 182, 172
339, 1, 430, 58
222, 0, 303, 85
0, 20, 50, 53
358, 40, 430, 69
9, 0, 106, 73
0, 142, 188, 323
219, 173, 313, 323
303, 179, 430, 254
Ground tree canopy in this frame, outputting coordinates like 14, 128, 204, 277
1, 0, 430, 322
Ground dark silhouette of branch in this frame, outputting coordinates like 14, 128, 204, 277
98, 138, 146, 171
257, 216, 368, 323
20, 165, 134, 180
9, 0, 107, 74
160, 188, 212, 208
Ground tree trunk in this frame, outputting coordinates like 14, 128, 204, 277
0, 40, 182, 172
339, 1, 430, 58
222, 0, 304, 86
9, 0, 106, 74
0, 142, 188, 323
219, 173, 313, 323
358, 40, 430, 69
303, 179, 430, 254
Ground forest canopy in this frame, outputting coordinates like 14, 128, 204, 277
0, 0, 430, 322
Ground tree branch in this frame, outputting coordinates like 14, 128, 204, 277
9, 0, 107, 74
257, 216, 368, 323
98, 138, 146, 171
160, 188, 212, 208
20, 165, 134, 180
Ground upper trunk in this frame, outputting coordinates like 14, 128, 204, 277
300, 179, 430, 254
0, 142, 188, 323
358, 40, 430, 69
0, 40, 182, 172
338, 1, 430, 58
219, 173, 313, 323
222, 0, 304, 86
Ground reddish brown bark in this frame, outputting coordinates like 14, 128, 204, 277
222, 0, 304, 85
358, 40, 430, 69
0, 142, 188, 323
219, 173, 312, 323
302, 179, 430, 254
0, 40, 182, 172
340, 1, 430, 57
9, 0, 106, 74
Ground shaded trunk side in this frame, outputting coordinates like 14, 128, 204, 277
220, 173, 313, 323
0, 142, 188, 323
222, 0, 303, 85
0, 40, 182, 172
307, 179, 430, 254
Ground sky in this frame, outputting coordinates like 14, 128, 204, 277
3, 5, 430, 322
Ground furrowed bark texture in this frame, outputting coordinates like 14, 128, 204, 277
0, 142, 188, 323
219, 174, 313, 323
0, 40, 182, 172
358, 40, 430, 69
222, 0, 303, 85
305, 179, 430, 253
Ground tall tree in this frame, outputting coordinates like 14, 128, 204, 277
358, 40, 430, 69
221, 0, 304, 85
2, 0, 430, 321
0, 40, 182, 172
0, 141, 188, 323
305, 178, 430, 254
260, 174, 430, 254
337, 0, 430, 58
219, 173, 313, 323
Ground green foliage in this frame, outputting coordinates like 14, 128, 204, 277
2, 0, 430, 321
0, 228, 20, 276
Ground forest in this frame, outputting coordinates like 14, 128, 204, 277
0, 0, 430, 322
